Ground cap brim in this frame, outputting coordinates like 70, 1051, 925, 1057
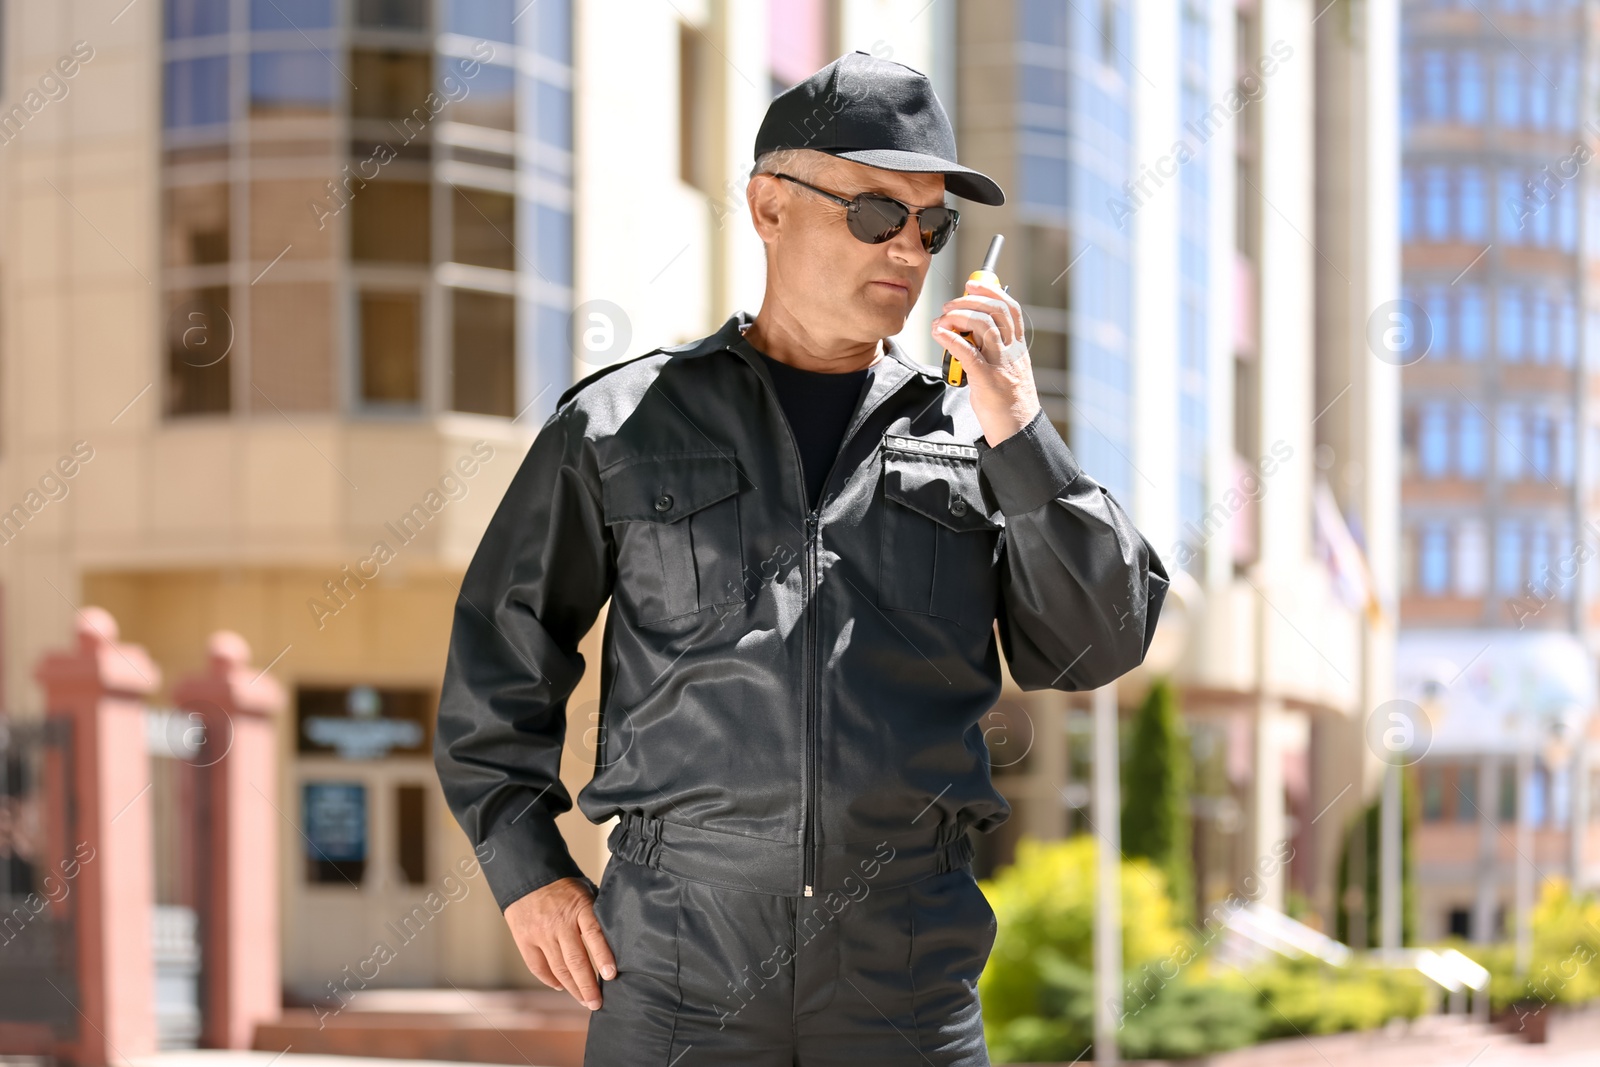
832, 147, 1006, 206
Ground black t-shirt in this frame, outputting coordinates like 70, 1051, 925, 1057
750, 347, 872, 512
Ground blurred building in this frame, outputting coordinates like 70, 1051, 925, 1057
1399, 0, 1600, 943
951, 0, 1400, 933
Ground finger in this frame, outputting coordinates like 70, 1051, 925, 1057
940, 309, 1007, 359
578, 905, 618, 981
933, 325, 984, 369
967, 278, 1023, 337
519, 943, 561, 990
938, 297, 1015, 345
540, 940, 588, 1008
558, 928, 604, 1008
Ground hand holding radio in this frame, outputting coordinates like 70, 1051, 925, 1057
930, 233, 1042, 448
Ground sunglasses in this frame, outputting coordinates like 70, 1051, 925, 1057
773, 173, 961, 255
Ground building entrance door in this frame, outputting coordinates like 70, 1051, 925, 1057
285, 685, 443, 1000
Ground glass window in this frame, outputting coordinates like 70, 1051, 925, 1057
1531, 291, 1551, 363
1528, 521, 1551, 593
1423, 51, 1449, 121
1021, 63, 1069, 108
250, 51, 335, 115
1422, 766, 1445, 820
528, 0, 573, 64
356, 0, 428, 29
1558, 413, 1575, 483
1421, 524, 1450, 593
452, 289, 516, 416
1495, 53, 1521, 127
1459, 167, 1487, 241
1457, 51, 1484, 123
1425, 167, 1451, 240
1425, 287, 1451, 355
359, 291, 422, 404
1400, 170, 1418, 241
164, 56, 230, 128
1526, 63, 1550, 129
302, 782, 367, 885
1499, 765, 1517, 821
352, 182, 431, 262
1457, 765, 1480, 820
250, 0, 332, 30
1456, 520, 1487, 595
166, 0, 228, 38
530, 78, 572, 151
1019, 0, 1070, 47
1499, 169, 1525, 243
446, 0, 514, 42
1499, 405, 1523, 478
1529, 410, 1553, 478
1420, 403, 1451, 477
1560, 187, 1578, 251
452, 188, 516, 270
1559, 297, 1576, 365
166, 287, 233, 416
1459, 405, 1486, 476
1496, 523, 1523, 594
1531, 187, 1552, 247
1499, 288, 1524, 360
446, 60, 514, 130
1020, 153, 1069, 212
534, 203, 573, 286
164, 183, 230, 267
1460, 286, 1486, 359
396, 784, 428, 885
1556, 55, 1578, 128
351, 50, 432, 121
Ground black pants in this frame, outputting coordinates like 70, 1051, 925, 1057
581, 834, 997, 1065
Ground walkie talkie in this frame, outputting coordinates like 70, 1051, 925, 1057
940, 234, 1007, 388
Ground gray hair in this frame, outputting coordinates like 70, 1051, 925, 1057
751, 146, 829, 182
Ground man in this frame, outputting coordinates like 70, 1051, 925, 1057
435, 51, 1168, 1065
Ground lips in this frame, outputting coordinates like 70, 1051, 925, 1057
871, 279, 909, 293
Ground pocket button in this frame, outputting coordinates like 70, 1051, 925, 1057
653, 493, 673, 512
949, 497, 968, 517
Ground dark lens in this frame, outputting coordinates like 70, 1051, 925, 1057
921, 207, 959, 254
847, 195, 910, 244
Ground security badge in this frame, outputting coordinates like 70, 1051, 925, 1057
881, 433, 981, 461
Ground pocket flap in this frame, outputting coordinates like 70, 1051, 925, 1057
600, 452, 743, 524
882, 451, 1002, 533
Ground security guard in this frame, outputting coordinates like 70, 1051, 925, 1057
434, 51, 1169, 1066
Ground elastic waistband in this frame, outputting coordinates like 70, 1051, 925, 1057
605, 811, 974, 897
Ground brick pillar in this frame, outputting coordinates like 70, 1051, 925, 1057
173, 631, 285, 1050
33, 607, 162, 1066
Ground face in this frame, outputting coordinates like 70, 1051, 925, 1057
748, 153, 947, 346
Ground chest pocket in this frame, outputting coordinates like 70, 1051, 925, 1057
877, 444, 1003, 634
600, 451, 745, 627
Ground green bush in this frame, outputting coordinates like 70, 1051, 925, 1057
1453, 878, 1600, 1013
978, 836, 1435, 1062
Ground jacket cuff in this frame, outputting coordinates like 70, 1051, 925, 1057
975, 408, 1083, 516
478, 812, 586, 912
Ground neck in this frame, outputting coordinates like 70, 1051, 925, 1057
744, 295, 884, 373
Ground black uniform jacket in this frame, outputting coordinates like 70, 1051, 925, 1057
434, 310, 1170, 911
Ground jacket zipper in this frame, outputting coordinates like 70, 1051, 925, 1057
739, 339, 912, 898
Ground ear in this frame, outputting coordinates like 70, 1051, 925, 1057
747, 173, 785, 246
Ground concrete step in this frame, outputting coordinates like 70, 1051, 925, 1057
257, 989, 590, 1067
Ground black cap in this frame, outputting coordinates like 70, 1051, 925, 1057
754, 51, 1005, 207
